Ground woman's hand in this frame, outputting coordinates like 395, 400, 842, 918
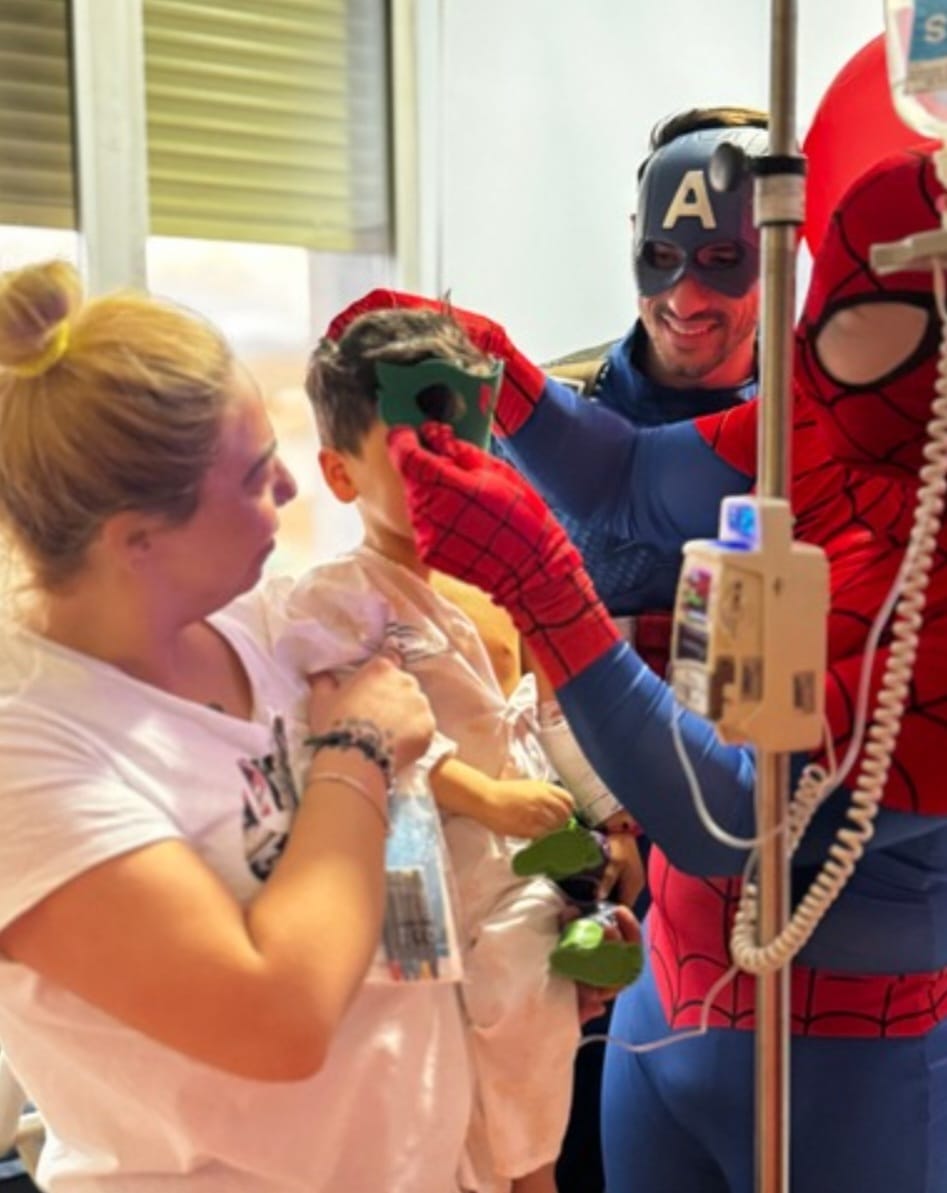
308, 656, 436, 775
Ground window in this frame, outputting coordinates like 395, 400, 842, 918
0, 0, 394, 574
144, 0, 390, 253
0, 0, 390, 253
0, 0, 76, 231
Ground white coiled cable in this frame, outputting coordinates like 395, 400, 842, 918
730, 260, 947, 975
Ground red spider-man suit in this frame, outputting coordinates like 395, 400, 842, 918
331, 149, 947, 1191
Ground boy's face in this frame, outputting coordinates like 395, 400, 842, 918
319, 420, 420, 569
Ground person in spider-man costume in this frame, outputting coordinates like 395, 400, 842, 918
329, 149, 947, 1192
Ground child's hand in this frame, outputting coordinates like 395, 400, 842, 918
481, 777, 574, 839
570, 905, 641, 1023
598, 819, 646, 909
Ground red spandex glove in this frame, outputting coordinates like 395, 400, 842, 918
325, 288, 545, 437
389, 422, 621, 688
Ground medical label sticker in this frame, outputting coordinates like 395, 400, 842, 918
369, 778, 463, 985
906, 0, 947, 92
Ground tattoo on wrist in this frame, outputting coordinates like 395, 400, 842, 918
304, 719, 394, 787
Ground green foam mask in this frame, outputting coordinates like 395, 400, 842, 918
375, 357, 503, 449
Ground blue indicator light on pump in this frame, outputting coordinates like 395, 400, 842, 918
724, 499, 759, 548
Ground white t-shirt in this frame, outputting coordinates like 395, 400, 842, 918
0, 609, 470, 1193
243, 548, 580, 1187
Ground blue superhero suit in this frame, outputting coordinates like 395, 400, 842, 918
533, 323, 754, 1193
548, 322, 756, 616
495, 156, 947, 1193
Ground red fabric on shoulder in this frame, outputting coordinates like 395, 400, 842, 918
822, 532, 947, 817
694, 387, 908, 548
694, 395, 759, 477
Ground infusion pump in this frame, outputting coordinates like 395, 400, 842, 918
670, 496, 829, 751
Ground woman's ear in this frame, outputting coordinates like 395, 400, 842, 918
318, 447, 358, 503
98, 510, 161, 570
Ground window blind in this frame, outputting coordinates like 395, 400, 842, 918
145, 0, 391, 251
0, 0, 391, 252
0, 0, 76, 230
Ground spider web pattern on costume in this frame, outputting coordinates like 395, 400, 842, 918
694, 391, 912, 550
398, 430, 619, 688
647, 847, 947, 1038
643, 514, 947, 1034
646, 529, 947, 1036
824, 553, 947, 817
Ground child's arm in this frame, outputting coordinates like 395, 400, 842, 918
526, 643, 646, 907
429, 756, 573, 840
525, 641, 634, 829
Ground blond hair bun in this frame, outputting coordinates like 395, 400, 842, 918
0, 260, 81, 380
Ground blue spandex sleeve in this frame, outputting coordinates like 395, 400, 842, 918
503, 377, 752, 549
559, 643, 755, 875
558, 643, 947, 878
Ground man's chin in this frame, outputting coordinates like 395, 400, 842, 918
658, 353, 726, 385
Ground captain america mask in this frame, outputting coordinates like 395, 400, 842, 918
634, 126, 768, 299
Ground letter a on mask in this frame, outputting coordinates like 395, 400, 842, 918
662, 169, 717, 230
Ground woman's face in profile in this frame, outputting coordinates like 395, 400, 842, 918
145, 365, 298, 612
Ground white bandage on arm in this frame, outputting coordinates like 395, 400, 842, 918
537, 701, 626, 826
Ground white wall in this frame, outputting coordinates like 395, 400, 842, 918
415, 0, 885, 361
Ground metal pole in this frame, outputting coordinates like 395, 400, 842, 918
755, 1, 800, 1191
754, 754, 791, 1193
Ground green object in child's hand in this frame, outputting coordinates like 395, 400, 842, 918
550, 919, 643, 988
512, 816, 607, 881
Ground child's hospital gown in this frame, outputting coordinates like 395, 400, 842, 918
250, 546, 580, 1191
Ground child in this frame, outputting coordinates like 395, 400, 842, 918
260, 309, 624, 1193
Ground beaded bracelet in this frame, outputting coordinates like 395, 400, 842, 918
304, 719, 394, 788
308, 769, 389, 833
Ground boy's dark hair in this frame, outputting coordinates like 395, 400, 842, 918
307, 308, 493, 453
637, 105, 770, 181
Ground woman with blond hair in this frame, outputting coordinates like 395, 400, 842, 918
0, 261, 470, 1192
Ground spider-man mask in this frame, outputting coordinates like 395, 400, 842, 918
797, 150, 945, 479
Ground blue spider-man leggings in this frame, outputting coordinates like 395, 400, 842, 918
601, 962, 947, 1193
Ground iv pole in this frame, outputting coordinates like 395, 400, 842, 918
754, 2, 803, 1191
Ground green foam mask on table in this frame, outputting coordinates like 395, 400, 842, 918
375, 357, 503, 449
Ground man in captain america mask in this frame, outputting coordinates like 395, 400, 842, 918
633, 121, 763, 388
533, 108, 769, 677
543, 115, 766, 1192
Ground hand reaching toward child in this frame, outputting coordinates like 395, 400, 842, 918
596, 823, 646, 911
324, 288, 546, 436
388, 423, 621, 688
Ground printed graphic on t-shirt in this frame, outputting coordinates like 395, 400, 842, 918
239, 717, 299, 880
